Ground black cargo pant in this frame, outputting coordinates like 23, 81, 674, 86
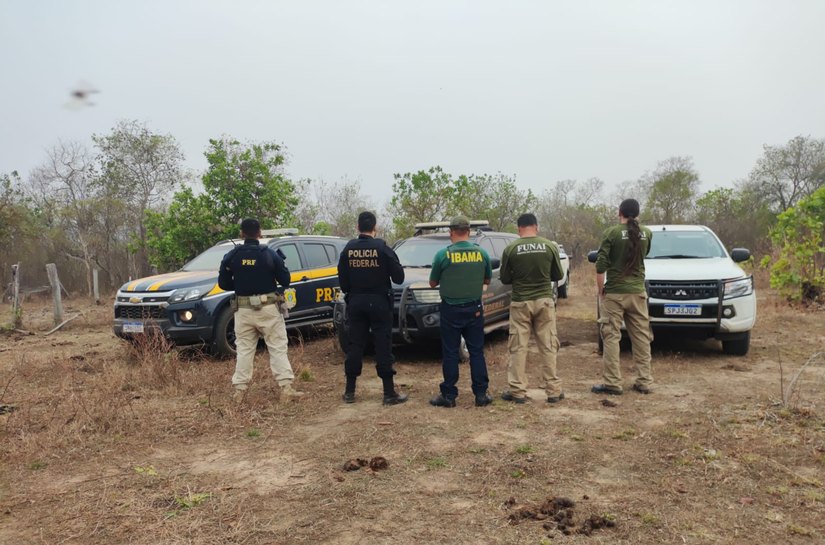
345, 293, 395, 387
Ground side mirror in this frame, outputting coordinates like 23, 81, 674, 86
730, 248, 751, 263
491, 258, 501, 270
587, 250, 598, 264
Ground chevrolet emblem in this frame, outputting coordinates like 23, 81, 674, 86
129, 296, 141, 304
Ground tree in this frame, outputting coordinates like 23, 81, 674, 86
693, 186, 774, 253
93, 120, 186, 277
749, 135, 825, 213
537, 179, 613, 262
388, 166, 470, 238
296, 177, 374, 237
146, 138, 299, 271
29, 142, 107, 295
0, 171, 37, 288
642, 156, 700, 224
762, 187, 825, 302
456, 173, 536, 232
203, 138, 297, 228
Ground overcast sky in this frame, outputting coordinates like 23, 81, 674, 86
2, 0, 824, 203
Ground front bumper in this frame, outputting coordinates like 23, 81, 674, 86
113, 291, 229, 346
647, 291, 756, 339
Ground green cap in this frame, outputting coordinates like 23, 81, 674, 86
449, 215, 470, 229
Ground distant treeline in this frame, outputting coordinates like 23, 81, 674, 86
2, 121, 823, 301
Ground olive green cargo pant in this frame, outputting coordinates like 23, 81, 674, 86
599, 292, 653, 390
232, 304, 295, 390
507, 297, 561, 398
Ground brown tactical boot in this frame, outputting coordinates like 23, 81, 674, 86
281, 383, 305, 399
232, 388, 247, 404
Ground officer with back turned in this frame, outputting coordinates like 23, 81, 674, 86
218, 218, 304, 404
337, 211, 407, 405
428, 216, 494, 408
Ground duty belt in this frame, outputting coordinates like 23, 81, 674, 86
236, 292, 282, 308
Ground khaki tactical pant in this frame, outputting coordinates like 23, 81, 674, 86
599, 292, 653, 390
232, 304, 294, 390
507, 297, 561, 398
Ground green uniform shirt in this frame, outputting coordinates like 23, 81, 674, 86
430, 240, 492, 304
595, 223, 653, 294
500, 236, 564, 302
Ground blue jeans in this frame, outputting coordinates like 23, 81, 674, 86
439, 300, 488, 400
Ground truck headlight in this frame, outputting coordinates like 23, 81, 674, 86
723, 277, 753, 299
170, 288, 204, 303
412, 289, 442, 304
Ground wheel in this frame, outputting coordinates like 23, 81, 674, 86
722, 331, 750, 356
459, 336, 469, 362
558, 273, 569, 299
211, 306, 236, 358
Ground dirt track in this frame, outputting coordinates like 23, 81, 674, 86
1, 271, 824, 544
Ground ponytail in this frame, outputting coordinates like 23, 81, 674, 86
622, 218, 642, 277
619, 198, 642, 277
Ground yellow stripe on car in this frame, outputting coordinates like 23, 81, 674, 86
290, 266, 338, 283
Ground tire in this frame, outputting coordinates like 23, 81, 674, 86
558, 273, 569, 299
722, 331, 750, 356
336, 322, 374, 355
211, 306, 236, 358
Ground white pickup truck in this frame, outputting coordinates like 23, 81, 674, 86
589, 225, 756, 355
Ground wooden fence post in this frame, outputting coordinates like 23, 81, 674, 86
11, 263, 22, 328
92, 269, 100, 305
46, 263, 64, 327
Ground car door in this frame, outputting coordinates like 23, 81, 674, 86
298, 240, 342, 319
270, 241, 314, 323
478, 236, 511, 323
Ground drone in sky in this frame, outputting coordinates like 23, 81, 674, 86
65, 81, 100, 110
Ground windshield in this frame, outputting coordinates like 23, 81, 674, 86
394, 238, 450, 267
182, 244, 236, 271
647, 230, 726, 259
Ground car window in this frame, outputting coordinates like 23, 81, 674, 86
181, 244, 235, 271
394, 238, 450, 267
479, 238, 494, 255
276, 243, 303, 270
304, 243, 332, 268
491, 238, 509, 258
323, 244, 339, 263
648, 231, 726, 259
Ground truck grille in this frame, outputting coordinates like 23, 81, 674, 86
115, 305, 166, 320
647, 281, 719, 300
393, 290, 412, 304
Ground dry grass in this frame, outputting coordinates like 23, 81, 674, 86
2, 284, 825, 544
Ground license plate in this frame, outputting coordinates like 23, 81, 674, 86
122, 321, 145, 333
664, 304, 702, 316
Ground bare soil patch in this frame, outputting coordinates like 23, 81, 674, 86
2, 269, 824, 544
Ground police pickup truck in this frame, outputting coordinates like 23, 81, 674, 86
114, 230, 347, 356
333, 221, 567, 357
588, 224, 756, 355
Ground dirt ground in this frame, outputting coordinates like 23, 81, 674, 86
1, 269, 824, 544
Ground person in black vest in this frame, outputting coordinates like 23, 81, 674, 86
337, 211, 407, 405
218, 218, 304, 404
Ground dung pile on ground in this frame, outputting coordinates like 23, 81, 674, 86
342, 457, 390, 472
506, 495, 616, 536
